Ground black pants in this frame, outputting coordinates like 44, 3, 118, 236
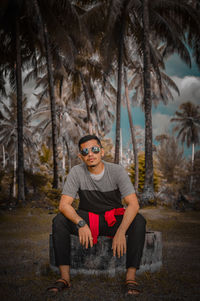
52, 210, 146, 269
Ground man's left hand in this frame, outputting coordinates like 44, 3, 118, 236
112, 229, 126, 258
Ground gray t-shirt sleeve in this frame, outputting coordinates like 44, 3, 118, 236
62, 167, 80, 198
115, 165, 135, 198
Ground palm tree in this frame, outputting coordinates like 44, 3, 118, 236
101, 0, 133, 164
123, 66, 139, 193
25, 43, 116, 139
30, 0, 60, 188
25, 0, 91, 187
155, 134, 185, 184
123, 41, 179, 195
141, 0, 154, 200
171, 102, 200, 191
0, 0, 37, 203
0, 92, 37, 197
102, 0, 200, 201
30, 81, 88, 173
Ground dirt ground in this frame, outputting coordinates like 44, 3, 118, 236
0, 205, 200, 301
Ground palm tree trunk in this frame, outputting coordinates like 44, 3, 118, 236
79, 72, 93, 134
114, 16, 126, 164
32, 0, 59, 188
43, 25, 59, 189
2, 145, 5, 168
65, 139, 71, 171
62, 137, 66, 187
15, 17, 25, 203
142, 0, 154, 202
124, 67, 138, 193
190, 143, 195, 192
13, 149, 17, 198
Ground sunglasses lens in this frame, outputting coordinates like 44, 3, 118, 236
81, 148, 89, 156
92, 146, 100, 153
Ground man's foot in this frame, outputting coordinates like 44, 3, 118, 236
125, 279, 141, 296
46, 278, 71, 294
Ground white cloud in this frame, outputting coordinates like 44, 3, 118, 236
152, 113, 171, 138
152, 74, 200, 140
170, 75, 200, 108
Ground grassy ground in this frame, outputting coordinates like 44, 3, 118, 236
0, 205, 200, 301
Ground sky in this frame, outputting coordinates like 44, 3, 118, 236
107, 53, 200, 158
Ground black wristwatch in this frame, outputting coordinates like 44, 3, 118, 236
76, 219, 86, 229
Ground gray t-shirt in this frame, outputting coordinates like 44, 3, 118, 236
62, 161, 135, 214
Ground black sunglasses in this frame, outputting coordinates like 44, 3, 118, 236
80, 146, 101, 156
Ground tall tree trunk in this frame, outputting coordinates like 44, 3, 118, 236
124, 67, 138, 193
62, 137, 66, 187
2, 145, 5, 168
79, 72, 93, 134
142, 0, 154, 202
44, 25, 59, 188
114, 15, 126, 164
32, 0, 59, 188
15, 17, 25, 203
13, 149, 17, 198
190, 143, 195, 192
65, 139, 71, 172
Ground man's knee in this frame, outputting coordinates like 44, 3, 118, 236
135, 213, 146, 228
128, 213, 146, 234
53, 212, 68, 232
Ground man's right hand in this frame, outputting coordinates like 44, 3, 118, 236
78, 224, 93, 249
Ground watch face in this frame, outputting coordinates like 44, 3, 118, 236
78, 220, 86, 228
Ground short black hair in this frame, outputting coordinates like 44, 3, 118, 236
78, 135, 102, 150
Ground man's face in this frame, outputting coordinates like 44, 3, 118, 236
79, 139, 104, 167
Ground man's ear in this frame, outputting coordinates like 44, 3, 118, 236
101, 148, 104, 158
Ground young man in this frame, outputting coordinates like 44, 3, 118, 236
48, 135, 146, 296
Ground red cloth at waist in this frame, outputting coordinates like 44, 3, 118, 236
89, 208, 125, 244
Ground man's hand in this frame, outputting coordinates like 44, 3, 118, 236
112, 228, 126, 258
78, 224, 93, 249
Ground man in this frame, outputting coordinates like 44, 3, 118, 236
48, 135, 146, 296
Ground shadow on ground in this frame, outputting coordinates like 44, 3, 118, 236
0, 206, 200, 301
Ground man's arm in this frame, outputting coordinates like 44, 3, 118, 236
59, 195, 93, 248
112, 193, 139, 258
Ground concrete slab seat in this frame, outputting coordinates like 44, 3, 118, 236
49, 231, 162, 276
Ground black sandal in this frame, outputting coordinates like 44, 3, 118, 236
46, 278, 71, 294
125, 279, 141, 297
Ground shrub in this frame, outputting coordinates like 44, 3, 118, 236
128, 152, 160, 193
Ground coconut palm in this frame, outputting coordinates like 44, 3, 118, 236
25, 1, 108, 136
101, 0, 132, 163
25, 44, 116, 139
23, 0, 91, 188
123, 40, 179, 194
140, 0, 200, 200
31, 79, 89, 175
0, 92, 37, 164
123, 66, 139, 193
155, 134, 185, 184
0, 92, 37, 196
0, 0, 38, 202
101, 0, 200, 202
171, 102, 200, 191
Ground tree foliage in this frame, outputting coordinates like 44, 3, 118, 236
156, 135, 186, 185
128, 152, 160, 194
171, 102, 200, 148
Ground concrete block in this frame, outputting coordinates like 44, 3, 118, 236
49, 231, 162, 276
